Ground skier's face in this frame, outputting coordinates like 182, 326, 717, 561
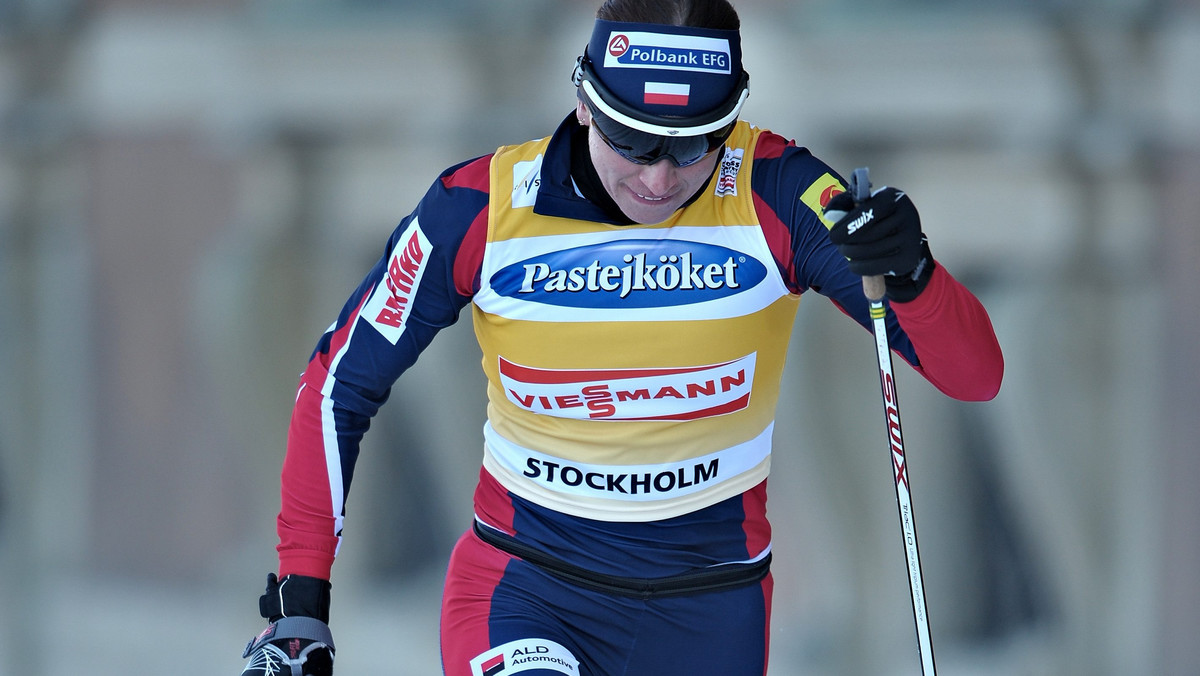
577, 101, 720, 225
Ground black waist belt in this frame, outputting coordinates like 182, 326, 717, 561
472, 521, 771, 600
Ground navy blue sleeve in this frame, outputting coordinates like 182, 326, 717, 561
311, 155, 491, 420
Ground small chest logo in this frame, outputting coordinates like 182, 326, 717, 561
715, 147, 743, 197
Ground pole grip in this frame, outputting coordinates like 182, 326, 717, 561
849, 167, 886, 301
863, 275, 886, 301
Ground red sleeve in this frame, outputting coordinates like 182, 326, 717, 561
891, 264, 1004, 401
277, 289, 372, 580
277, 379, 341, 579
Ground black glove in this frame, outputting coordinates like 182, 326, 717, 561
824, 186, 935, 302
240, 573, 335, 676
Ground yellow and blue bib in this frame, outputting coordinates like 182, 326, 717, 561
471, 122, 803, 522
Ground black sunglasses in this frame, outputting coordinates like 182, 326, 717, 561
586, 100, 733, 167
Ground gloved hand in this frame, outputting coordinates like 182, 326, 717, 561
240, 573, 335, 676
824, 186, 935, 302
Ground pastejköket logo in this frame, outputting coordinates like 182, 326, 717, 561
489, 239, 766, 308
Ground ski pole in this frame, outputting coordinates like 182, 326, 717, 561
850, 167, 937, 675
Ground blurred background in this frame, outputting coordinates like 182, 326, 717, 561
1, 0, 1197, 673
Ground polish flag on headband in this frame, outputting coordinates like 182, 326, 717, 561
643, 82, 690, 106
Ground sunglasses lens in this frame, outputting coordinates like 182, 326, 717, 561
590, 107, 731, 167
